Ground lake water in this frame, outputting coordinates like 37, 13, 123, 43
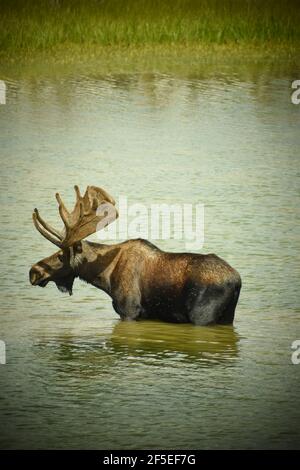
0, 58, 299, 449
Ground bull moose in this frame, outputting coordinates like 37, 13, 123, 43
29, 185, 241, 325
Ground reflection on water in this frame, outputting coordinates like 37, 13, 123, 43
110, 321, 239, 364
34, 322, 239, 375
0, 59, 300, 449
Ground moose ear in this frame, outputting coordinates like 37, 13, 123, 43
55, 275, 75, 296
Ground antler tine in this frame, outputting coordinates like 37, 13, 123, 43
34, 208, 63, 241
92, 197, 98, 211
74, 185, 81, 201
32, 212, 62, 248
74, 185, 84, 220
55, 192, 70, 230
79, 200, 84, 219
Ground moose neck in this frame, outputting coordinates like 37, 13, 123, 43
74, 241, 121, 296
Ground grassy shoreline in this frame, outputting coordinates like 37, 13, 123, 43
1, 43, 299, 82
1, 0, 300, 64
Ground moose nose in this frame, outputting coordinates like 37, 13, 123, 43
29, 266, 44, 285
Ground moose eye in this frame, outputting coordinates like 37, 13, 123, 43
58, 253, 64, 262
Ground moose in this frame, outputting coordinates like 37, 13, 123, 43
29, 186, 241, 326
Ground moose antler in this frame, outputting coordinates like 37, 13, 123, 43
33, 186, 118, 248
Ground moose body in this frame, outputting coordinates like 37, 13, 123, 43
29, 186, 241, 326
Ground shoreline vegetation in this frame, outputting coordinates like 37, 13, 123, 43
0, 0, 300, 66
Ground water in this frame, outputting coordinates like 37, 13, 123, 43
0, 59, 299, 449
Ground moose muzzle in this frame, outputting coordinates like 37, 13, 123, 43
29, 265, 49, 287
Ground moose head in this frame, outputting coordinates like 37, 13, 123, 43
29, 185, 118, 295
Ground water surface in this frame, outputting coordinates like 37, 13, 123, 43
0, 60, 299, 449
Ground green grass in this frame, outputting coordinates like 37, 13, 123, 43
0, 0, 300, 60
